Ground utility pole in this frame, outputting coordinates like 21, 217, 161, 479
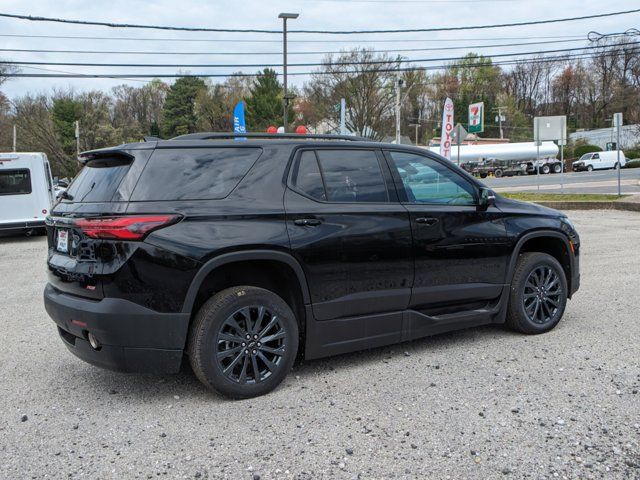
278, 13, 299, 133
493, 106, 506, 139
340, 98, 346, 135
395, 75, 403, 144
613, 112, 622, 197
75, 120, 80, 156
12, 124, 16, 152
409, 123, 421, 145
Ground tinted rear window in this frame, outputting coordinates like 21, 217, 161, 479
0, 169, 32, 195
131, 147, 261, 201
65, 158, 131, 203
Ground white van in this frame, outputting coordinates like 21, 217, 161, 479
0, 152, 55, 235
573, 150, 626, 172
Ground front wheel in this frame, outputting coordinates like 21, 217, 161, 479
188, 286, 299, 399
587, 164, 594, 172
506, 252, 568, 334
494, 169, 503, 178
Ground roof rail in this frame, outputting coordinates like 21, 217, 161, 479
170, 132, 373, 142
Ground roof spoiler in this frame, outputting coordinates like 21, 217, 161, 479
77, 148, 135, 165
171, 132, 372, 142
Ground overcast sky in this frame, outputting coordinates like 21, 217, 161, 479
0, 0, 638, 98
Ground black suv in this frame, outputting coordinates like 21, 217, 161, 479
44, 133, 580, 398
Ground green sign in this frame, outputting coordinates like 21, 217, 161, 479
468, 102, 484, 134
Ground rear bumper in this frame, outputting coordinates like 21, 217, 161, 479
44, 283, 190, 373
0, 219, 45, 233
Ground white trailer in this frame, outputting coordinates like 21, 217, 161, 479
0, 152, 55, 235
426, 141, 559, 163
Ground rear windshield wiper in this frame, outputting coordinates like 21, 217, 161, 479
59, 190, 74, 201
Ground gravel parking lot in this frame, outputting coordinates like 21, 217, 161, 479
1, 210, 639, 480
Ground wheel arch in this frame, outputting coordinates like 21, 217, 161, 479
507, 230, 574, 296
183, 250, 310, 313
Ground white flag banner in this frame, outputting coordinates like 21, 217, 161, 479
440, 98, 454, 160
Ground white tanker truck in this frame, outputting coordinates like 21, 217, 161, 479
424, 141, 562, 177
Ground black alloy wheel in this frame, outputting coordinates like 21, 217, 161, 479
506, 252, 568, 334
188, 286, 298, 398
522, 265, 563, 325
216, 305, 287, 384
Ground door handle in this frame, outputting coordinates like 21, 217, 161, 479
294, 218, 322, 227
415, 217, 439, 226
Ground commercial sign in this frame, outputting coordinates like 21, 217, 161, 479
468, 102, 484, 134
439, 97, 454, 160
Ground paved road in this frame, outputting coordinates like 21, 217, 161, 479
484, 168, 640, 194
1, 212, 639, 479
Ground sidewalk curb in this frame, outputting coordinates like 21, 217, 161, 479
533, 201, 640, 212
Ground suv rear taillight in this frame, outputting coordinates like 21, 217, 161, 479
75, 215, 180, 240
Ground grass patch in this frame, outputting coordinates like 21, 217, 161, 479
502, 192, 628, 202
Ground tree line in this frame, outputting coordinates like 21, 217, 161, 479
1, 34, 639, 177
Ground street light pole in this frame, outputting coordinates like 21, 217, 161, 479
279, 13, 299, 133
409, 123, 421, 145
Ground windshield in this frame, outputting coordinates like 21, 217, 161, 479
579, 153, 593, 161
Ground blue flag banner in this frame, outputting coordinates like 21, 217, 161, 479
233, 101, 246, 135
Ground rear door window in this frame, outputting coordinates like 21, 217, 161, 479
131, 147, 261, 201
316, 149, 388, 203
0, 169, 32, 195
291, 151, 327, 201
65, 157, 131, 203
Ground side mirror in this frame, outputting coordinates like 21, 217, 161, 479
478, 187, 496, 210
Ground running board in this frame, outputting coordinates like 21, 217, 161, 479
304, 288, 509, 360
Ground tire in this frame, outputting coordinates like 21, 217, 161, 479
505, 252, 568, 334
541, 165, 551, 174
587, 165, 594, 172
553, 163, 562, 173
614, 162, 620, 169
187, 286, 299, 399
494, 169, 503, 178
480, 173, 488, 179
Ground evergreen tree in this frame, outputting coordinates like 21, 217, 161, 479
245, 68, 293, 131
161, 76, 206, 138
51, 97, 82, 155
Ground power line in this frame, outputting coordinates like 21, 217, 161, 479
4, 41, 638, 69
0, 33, 588, 44
0, 9, 639, 35
4, 46, 634, 79
0, 38, 591, 57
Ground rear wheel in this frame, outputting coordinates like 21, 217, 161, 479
541, 164, 551, 174
188, 286, 299, 399
506, 252, 568, 334
553, 163, 562, 173
494, 169, 503, 178
614, 162, 620, 169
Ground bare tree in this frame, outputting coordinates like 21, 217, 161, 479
304, 49, 399, 139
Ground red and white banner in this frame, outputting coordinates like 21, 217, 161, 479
439, 98, 454, 160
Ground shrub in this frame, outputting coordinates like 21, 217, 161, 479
623, 159, 640, 169
573, 144, 602, 159
623, 149, 639, 160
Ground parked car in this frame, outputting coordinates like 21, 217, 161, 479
573, 151, 626, 171
0, 152, 55, 236
523, 158, 564, 175
44, 133, 581, 398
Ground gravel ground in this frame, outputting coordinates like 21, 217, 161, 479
1, 210, 639, 480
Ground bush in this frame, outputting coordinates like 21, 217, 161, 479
623, 159, 640, 169
573, 144, 602, 159
623, 149, 639, 160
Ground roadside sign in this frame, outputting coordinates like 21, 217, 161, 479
613, 112, 623, 128
468, 102, 484, 133
452, 123, 468, 143
533, 115, 566, 144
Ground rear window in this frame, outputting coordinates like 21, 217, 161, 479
65, 158, 131, 203
0, 169, 32, 195
131, 147, 261, 201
